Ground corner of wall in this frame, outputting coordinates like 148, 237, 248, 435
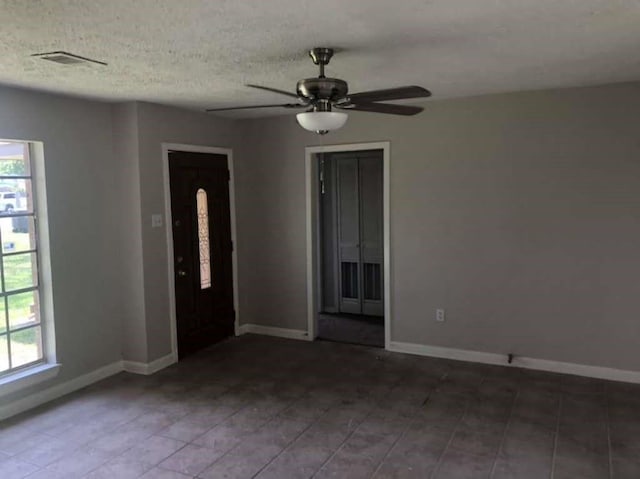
111, 102, 148, 363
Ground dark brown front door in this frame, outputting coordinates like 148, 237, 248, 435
169, 151, 234, 358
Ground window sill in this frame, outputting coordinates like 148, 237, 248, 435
0, 363, 61, 397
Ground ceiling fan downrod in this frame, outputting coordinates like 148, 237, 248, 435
309, 47, 334, 79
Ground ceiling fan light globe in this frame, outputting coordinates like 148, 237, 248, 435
296, 111, 348, 134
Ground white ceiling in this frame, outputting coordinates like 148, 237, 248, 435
1, 0, 640, 118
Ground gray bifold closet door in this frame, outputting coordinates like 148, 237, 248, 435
324, 150, 383, 316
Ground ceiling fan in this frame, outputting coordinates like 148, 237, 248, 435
206, 47, 432, 134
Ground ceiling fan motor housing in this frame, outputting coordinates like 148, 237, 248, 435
296, 78, 348, 103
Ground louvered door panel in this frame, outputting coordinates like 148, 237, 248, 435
336, 157, 361, 314
359, 155, 384, 316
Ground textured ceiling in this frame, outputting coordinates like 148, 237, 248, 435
1, 0, 639, 118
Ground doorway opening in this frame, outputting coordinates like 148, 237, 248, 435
163, 145, 239, 360
306, 143, 390, 349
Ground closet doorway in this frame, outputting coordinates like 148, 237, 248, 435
316, 149, 384, 347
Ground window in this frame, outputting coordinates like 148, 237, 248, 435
0, 141, 44, 376
196, 188, 211, 289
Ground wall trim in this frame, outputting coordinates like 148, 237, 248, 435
0, 353, 179, 420
0, 361, 123, 421
238, 324, 310, 341
388, 341, 640, 384
0, 363, 61, 398
122, 352, 178, 375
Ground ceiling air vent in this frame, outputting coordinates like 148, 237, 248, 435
32, 51, 107, 66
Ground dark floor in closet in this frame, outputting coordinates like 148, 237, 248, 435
317, 312, 384, 347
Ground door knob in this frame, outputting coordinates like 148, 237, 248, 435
177, 270, 187, 277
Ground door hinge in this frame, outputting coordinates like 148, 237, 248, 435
226, 169, 231, 181
230, 240, 234, 251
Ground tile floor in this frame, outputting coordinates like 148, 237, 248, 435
1, 334, 639, 478
317, 313, 385, 348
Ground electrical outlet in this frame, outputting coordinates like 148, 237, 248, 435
436, 309, 446, 322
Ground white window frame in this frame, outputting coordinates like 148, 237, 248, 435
0, 140, 58, 397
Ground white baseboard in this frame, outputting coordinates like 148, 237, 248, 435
0, 353, 179, 421
238, 323, 310, 341
0, 360, 123, 421
388, 341, 640, 384
389, 341, 505, 365
123, 353, 177, 375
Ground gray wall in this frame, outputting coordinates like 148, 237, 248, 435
236, 82, 640, 371
112, 103, 147, 363
234, 127, 309, 332
0, 86, 124, 401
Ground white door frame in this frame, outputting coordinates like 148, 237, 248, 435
305, 141, 391, 349
161, 143, 240, 359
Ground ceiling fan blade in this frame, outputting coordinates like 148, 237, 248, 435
337, 102, 423, 116
206, 103, 305, 112
246, 84, 300, 99
347, 86, 431, 103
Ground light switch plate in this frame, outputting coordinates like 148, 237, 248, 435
151, 214, 163, 228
